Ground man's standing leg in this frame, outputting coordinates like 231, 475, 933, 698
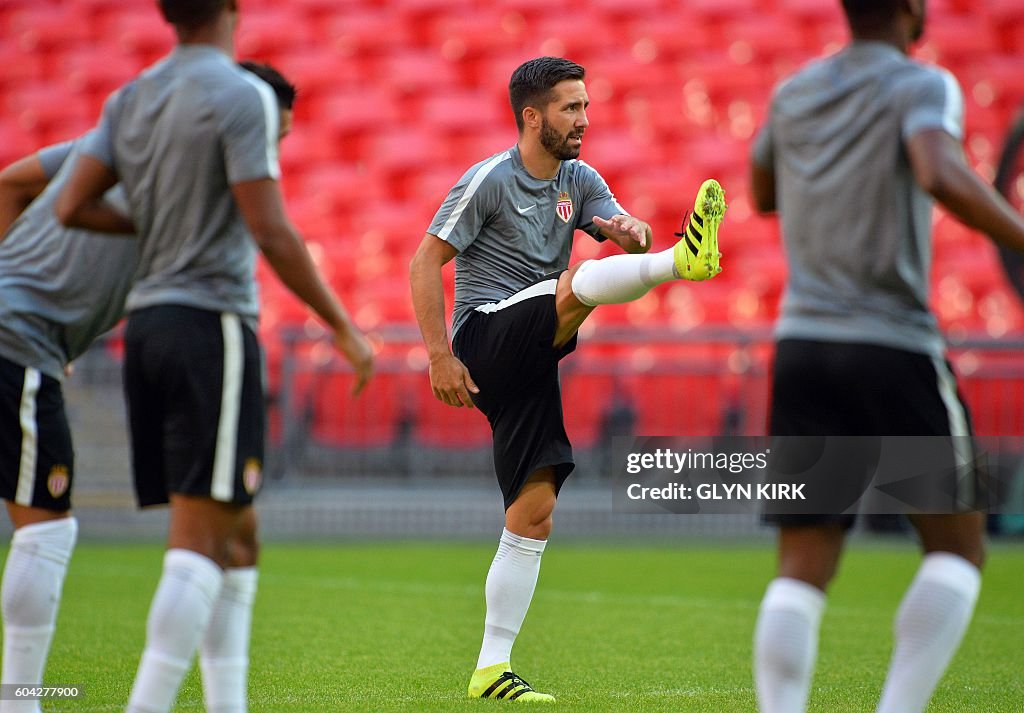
125, 497, 250, 713
1, 511, 77, 713
876, 513, 984, 713
754, 524, 843, 713
0, 362, 79, 713
469, 471, 556, 702
200, 507, 260, 713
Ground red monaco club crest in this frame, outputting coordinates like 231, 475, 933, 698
556, 191, 573, 223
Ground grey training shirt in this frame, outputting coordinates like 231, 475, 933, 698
83, 45, 281, 323
428, 144, 624, 337
752, 41, 964, 357
0, 137, 138, 379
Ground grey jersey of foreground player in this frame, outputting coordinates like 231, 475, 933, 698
749, 2, 1024, 713
0, 140, 137, 381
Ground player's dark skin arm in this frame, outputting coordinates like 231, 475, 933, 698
53, 155, 135, 234
750, 159, 777, 214
907, 128, 1024, 251
409, 233, 479, 408
0, 154, 49, 237
232, 178, 374, 395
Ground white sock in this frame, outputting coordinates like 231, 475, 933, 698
876, 553, 981, 713
200, 567, 258, 713
754, 577, 826, 713
570, 249, 678, 307
475, 529, 547, 669
0, 517, 77, 713
126, 549, 223, 713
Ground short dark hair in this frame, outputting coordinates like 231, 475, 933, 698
508, 57, 585, 133
158, 0, 229, 31
239, 60, 297, 110
841, 0, 901, 33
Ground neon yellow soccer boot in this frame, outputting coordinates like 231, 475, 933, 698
468, 662, 555, 703
674, 178, 726, 281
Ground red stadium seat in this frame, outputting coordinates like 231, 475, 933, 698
236, 10, 314, 57
275, 47, 366, 102
308, 369, 402, 447
723, 17, 817, 63
4, 84, 93, 140
429, 11, 525, 59
0, 119, 43, 169
627, 11, 720, 60
0, 46, 46, 89
321, 10, 416, 56
60, 51, 141, 99
112, 13, 175, 64
919, 16, 996, 65
293, 163, 378, 230
418, 90, 506, 133
561, 369, 636, 448
10, 7, 94, 54
384, 50, 463, 98
633, 371, 737, 437
777, 0, 845, 24
412, 381, 493, 449
688, 0, 759, 22
319, 87, 401, 138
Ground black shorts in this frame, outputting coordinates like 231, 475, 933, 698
0, 355, 73, 511
124, 305, 265, 507
453, 273, 578, 510
767, 338, 977, 528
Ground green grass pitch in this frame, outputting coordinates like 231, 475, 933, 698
28, 540, 1024, 711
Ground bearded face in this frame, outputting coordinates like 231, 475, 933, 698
539, 114, 583, 161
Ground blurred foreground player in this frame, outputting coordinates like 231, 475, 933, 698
750, 1, 1024, 711
56, 1, 374, 708
0, 140, 136, 713
0, 59, 299, 713
410, 56, 725, 702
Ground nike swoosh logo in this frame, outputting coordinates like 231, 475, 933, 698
516, 204, 536, 214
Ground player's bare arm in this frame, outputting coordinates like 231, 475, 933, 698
593, 214, 651, 252
907, 128, 1024, 251
750, 159, 777, 213
0, 153, 49, 236
232, 177, 374, 395
53, 155, 134, 234
409, 233, 479, 408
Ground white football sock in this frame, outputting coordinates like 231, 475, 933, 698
570, 249, 678, 307
754, 577, 826, 713
126, 549, 223, 713
876, 553, 981, 713
0, 517, 77, 713
475, 529, 547, 669
200, 567, 258, 713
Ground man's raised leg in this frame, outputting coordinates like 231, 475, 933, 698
553, 178, 727, 347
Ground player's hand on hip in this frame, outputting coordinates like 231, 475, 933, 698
333, 328, 375, 397
429, 353, 479, 408
593, 214, 650, 250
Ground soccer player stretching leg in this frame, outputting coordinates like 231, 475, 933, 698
410, 56, 726, 702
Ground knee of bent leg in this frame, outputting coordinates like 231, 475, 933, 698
506, 505, 555, 541
523, 513, 553, 541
